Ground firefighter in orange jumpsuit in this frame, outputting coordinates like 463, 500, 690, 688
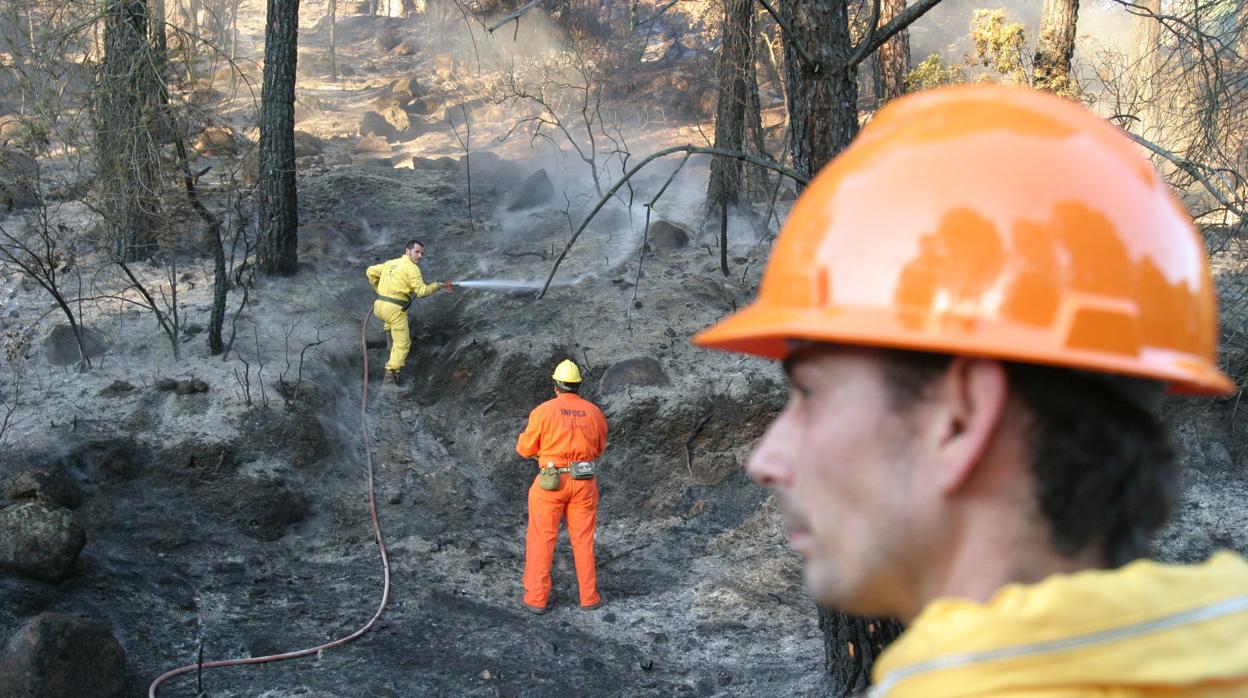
516, 359, 608, 614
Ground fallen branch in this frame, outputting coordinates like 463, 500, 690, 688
539, 145, 808, 298
633, 152, 692, 302
756, 0, 815, 68
684, 412, 712, 478
1124, 131, 1248, 221
487, 0, 546, 35
845, 0, 945, 68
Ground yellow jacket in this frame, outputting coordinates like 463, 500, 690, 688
366, 256, 440, 304
872, 552, 1248, 697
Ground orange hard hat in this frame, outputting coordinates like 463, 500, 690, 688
694, 85, 1234, 395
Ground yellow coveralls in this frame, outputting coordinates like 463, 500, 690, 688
366, 256, 441, 373
871, 551, 1248, 696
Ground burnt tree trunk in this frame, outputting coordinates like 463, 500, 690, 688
708, 0, 755, 206
328, 0, 338, 81
257, 0, 299, 276
872, 0, 910, 104
1129, 0, 1160, 138
96, 0, 162, 261
1033, 0, 1079, 93
780, 1, 858, 178
779, 0, 907, 693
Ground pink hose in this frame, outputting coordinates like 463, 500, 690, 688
149, 310, 391, 697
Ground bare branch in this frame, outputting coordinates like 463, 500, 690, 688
487, 0, 547, 34
846, 0, 944, 68
756, 0, 815, 67
1125, 131, 1248, 221
539, 145, 809, 298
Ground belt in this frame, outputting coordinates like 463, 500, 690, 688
376, 294, 411, 309
542, 467, 571, 474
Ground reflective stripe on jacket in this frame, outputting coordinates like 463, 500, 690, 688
516, 392, 607, 466
366, 256, 439, 304
872, 551, 1248, 697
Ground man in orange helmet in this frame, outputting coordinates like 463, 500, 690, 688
695, 85, 1248, 695
516, 359, 608, 614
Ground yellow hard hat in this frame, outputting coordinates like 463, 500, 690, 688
552, 359, 582, 383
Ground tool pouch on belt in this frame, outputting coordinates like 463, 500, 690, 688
570, 460, 596, 480
538, 465, 560, 490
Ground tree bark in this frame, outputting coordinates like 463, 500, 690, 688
708, 0, 755, 207
1129, 0, 1160, 139
872, 0, 910, 105
328, 0, 338, 82
96, 0, 162, 261
257, 0, 299, 276
780, 0, 857, 179
1033, 0, 1079, 93
779, 1, 906, 693
819, 609, 904, 693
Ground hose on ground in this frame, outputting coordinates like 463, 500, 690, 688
148, 309, 391, 697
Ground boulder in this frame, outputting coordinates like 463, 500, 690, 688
293, 130, 325, 158
4, 471, 80, 510
355, 134, 392, 154
598, 357, 671, 395
374, 29, 400, 52
646, 220, 690, 251
392, 38, 419, 56
42, 325, 108, 367
507, 169, 555, 211
0, 146, 40, 210
0, 613, 126, 698
195, 127, 239, 157
390, 74, 424, 107
0, 502, 86, 582
359, 111, 399, 141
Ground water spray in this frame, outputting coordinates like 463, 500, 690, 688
451, 279, 545, 293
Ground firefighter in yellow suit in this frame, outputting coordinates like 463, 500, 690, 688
366, 240, 452, 384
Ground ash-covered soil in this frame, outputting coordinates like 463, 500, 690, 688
1, 3, 1245, 698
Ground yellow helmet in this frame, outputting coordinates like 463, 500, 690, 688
552, 359, 582, 383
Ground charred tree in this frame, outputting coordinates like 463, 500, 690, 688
780, 1, 858, 179
872, 0, 910, 104
328, 0, 338, 81
257, 0, 299, 276
95, 0, 162, 261
708, 0, 755, 207
1032, 0, 1079, 93
773, 0, 948, 691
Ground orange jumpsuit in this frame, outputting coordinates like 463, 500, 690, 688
516, 391, 608, 609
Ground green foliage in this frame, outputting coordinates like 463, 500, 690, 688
904, 54, 965, 92
970, 9, 1029, 85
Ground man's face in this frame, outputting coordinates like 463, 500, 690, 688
747, 347, 927, 617
406, 244, 424, 263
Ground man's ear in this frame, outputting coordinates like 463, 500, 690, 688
929, 358, 1008, 495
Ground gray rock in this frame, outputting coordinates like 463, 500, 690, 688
0, 502, 86, 582
355, 134, 392, 154
98, 380, 134, 397
598, 357, 671, 395
0, 613, 126, 698
507, 169, 555, 211
0, 146, 39, 210
293, 130, 325, 158
359, 111, 400, 141
42, 324, 108, 367
4, 470, 80, 510
647, 220, 690, 251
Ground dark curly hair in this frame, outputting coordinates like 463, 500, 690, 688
879, 350, 1175, 568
